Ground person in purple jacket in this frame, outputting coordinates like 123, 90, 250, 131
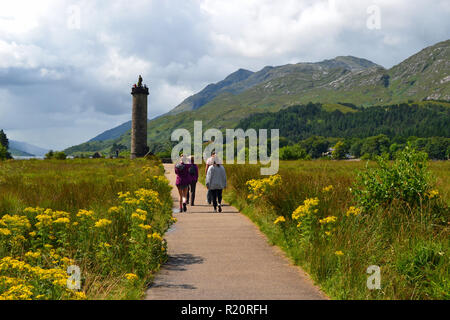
186, 156, 199, 206
175, 155, 190, 213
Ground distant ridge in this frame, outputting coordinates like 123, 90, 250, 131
9, 140, 48, 156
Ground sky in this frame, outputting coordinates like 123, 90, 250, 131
0, 0, 449, 150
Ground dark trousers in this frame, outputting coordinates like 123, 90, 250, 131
207, 189, 212, 204
210, 189, 223, 209
187, 181, 197, 205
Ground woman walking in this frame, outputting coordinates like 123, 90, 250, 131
186, 156, 198, 206
205, 159, 227, 213
175, 155, 190, 213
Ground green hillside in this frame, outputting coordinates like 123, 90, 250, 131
65, 40, 450, 156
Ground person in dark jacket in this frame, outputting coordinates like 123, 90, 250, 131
186, 156, 199, 206
175, 155, 190, 213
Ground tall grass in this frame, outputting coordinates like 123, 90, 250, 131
221, 159, 449, 300
0, 158, 174, 300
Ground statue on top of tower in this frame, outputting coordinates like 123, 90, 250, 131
137, 75, 143, 87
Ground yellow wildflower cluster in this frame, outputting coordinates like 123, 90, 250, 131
0, 182, 171, 300
292, 198, 319, 220
426, 189, 439, 199
322, 185, 333, 192
274, 216, 286, 225
150, 232, 163, 242
319, 216, 337, 224
108, 206, 122, 214
76, 209, 95, 219
0, 256, 82, 300
132, 209, 147, 221
335, 251, 344, 256
246, 174, 282, 201
94, 219, 112, 228
124, 273, 138, 281
346, 206, 362, 217
0, 214, 31, 232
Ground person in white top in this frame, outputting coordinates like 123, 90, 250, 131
205, 151, 215, 204
205, 159, 227, 213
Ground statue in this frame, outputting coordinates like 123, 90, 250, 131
137, 75, 143, 87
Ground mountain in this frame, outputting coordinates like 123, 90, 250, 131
89, 120, 132, 142
169, 56, 380, 115
9, 147, 35, 157
65, 39, 450, 155
9, 140, 49, 156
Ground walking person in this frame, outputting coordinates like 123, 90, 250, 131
205, 151, 215, 205
205, 159, 227, 213
175, 155, 190, 213
186, 156, 198, 206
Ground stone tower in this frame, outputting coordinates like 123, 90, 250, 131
131, 75, 149, 159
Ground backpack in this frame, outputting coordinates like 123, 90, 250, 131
189, 165, 196, 176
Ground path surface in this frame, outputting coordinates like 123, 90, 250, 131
145, 164, 327, 300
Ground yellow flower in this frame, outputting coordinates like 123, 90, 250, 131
124, 273, 138, 281
25, 251, 41, 259
335, 251, 344, 256
118, 191, 130, 199
108, 206, 121, 214
322, 185, 333, 192
319, 216, 337, 224
346, 206, 362, 217
274, 216, 286, 225
29, 231, 36, 237
0, 228, 11, 236
138, 224, 152, 231
74, 291, 87, 300
292, 198, 319, 220
149, 232, 163, 241
76, 209, 95, 218
94, 219, 112, 228
54, 217, 70, 224
427, 189, 439, 199
99, 242, 111, 248
132, 212, 146, 221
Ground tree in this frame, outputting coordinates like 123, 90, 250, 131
361, 134, 390, 159
45, 150, 54, 159
280, 144, 309, 160
332, 141, 347, 160
0, 130, 12, 160
350, 140, 363, 158
54, 151, 67, 160
0, 129, 9, 149
0, 145, 8, 160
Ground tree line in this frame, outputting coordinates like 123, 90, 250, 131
238, 102, 450, 160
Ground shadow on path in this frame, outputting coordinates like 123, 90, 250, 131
165, 253, 205, 272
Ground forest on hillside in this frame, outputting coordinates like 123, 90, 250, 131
237, 102, 450, 160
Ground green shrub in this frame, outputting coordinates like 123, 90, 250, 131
280, 144, 310, 160
352, 146, 432, 211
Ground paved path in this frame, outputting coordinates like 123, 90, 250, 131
145, 164, 327, 300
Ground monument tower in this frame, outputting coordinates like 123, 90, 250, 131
131, 75, 149, 159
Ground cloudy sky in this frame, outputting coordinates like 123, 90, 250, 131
0, 0, 449, 150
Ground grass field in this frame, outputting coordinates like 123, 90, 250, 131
0, 158, 174, 300
210, 158, 449, 300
